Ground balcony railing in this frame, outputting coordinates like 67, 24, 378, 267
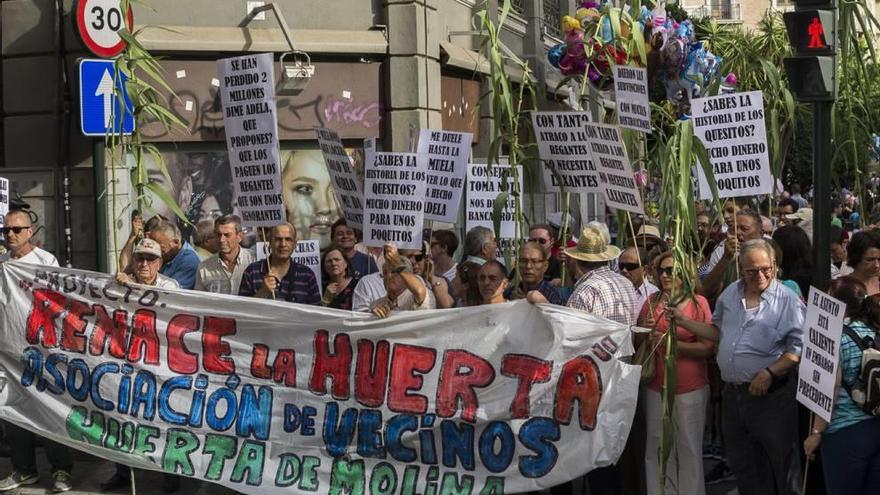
543, 0, 563, 39
684, 1, 742, 22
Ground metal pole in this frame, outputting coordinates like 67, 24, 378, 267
812, 101, 832, 290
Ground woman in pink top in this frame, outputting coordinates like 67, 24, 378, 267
638, 251, 715, 495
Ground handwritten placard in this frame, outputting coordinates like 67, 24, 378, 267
585, 123, 644, 214
613, 66, 651, 133
532, 112, 600, 194
692, 91, 773, 199
466, 163, 523, 239
797, 287, 845, 422
217, 53, 285, 227
417, 129, 472, 223
363, 152, 428, 250
315, 127, 363, 229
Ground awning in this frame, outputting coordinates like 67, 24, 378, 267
138, 25, 388, 54
440, 41, 490, 76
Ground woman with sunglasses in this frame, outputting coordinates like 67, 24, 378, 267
320, 244, 360, 310
637, 251, 714, 495
409, 243, 454, 309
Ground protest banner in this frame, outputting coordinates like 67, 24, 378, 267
417, 129, 473, 223
363, 152, 428, 250
218, 53, 286, 227
316, 127, 364, 229
531, 112, 600, 194
612, 66, 651, 134
0, 262, 638, 495
692, 91, 773, 199
585, 123, 645, 215
466, 163, 523, 239
797, 287, 846, 422
256, 240, 322, 294
0, 177, 8, 230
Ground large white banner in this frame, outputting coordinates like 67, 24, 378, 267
797, 287, 846, 422
217, 53, 286, 227
0, 263, 638, 495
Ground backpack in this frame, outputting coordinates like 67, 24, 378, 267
841, 325, 880, 416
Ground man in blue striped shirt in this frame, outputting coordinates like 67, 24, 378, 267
238, 222, 320, 305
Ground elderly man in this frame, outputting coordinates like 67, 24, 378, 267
194, 214, 255, 294
462, 226, 497, 265
117, 239, 179, 288
0, 210, 58, 266
478, 260, 510, 305
331, 219, 378, 277
0, 211, 73, 493
528, 223, 562, 284
509, 241, 566, 305
701, 209, 764, 298
371, 245, 435, 318
239, 223, 320, 304
672, 239, 805, 495
618, 246, 657, 309
147, 218, 200, 289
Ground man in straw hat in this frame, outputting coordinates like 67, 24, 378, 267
534, 225, 642, 495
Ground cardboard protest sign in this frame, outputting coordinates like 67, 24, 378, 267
797, 287, 846, 422
315, 127, 364, 230
217, 53, 285, 227
531, 112, 600, 194
363, 152, 428, 250
585, 123, 645, 214
613, 66, 652, 133
0, 263, 639, 494
692, 91, 773, 199
417, 129, 472, 223
256, 240, 322, 294
466, 163, 523, 239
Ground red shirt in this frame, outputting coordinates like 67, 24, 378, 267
639, 294, 712, 394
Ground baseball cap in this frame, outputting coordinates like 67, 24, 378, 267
133, 238, 162, 258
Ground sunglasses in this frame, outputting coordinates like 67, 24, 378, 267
618, 262, 642, 272
1, 226, 30, 235
658, 266, 675, 277
528, 237, 549, 245
134, 254, 160, 263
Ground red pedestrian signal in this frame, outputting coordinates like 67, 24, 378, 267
808, 17, 826, 48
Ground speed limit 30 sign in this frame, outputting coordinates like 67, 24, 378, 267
75, 0, 134, 58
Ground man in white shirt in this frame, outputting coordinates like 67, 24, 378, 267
0, 211, 72, 493
371, 246, 435, 318
0, 210, 58, 266
194, 214, 254, 294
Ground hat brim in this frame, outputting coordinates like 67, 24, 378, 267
564, 244, 621, 262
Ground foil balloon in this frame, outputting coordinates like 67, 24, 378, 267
548, 43, 567, 69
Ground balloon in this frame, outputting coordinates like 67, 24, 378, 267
548, 43, 567, 68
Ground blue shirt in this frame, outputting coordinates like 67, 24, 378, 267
827, 320, 876, 434
160, 241, 200, 290
238, 259, 321, 305
350, 251, 378, 278
506, 280, 568, 306
713, 279, 806, 383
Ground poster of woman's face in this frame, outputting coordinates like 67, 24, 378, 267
143, 148, 363, 250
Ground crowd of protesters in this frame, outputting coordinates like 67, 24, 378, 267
1, 180, 879, 495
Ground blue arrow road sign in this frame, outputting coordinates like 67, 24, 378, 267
79, 59, 134, 137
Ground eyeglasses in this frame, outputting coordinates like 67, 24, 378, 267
658, 266, 675, 277
743, 266, 774, 278
1, 226, 30, 235
618, 262, 642, 272
528, 237, 549, 245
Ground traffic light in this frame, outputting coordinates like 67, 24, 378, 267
783, 0, 836, 101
